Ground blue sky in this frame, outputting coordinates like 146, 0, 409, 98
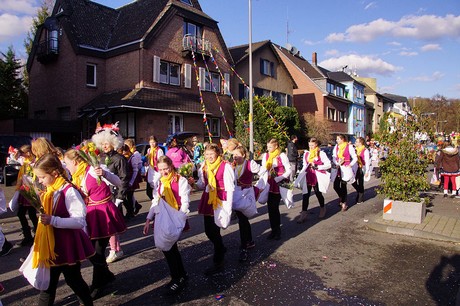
1, 0, 459, 99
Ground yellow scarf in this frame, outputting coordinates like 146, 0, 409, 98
206, 156, 223, 210
32, 176, 66, 268
160, 172, 179, 210
337, 142, 348, 159
308, 147, 319, 163
149, 147, 158, 168
71, 162, 88, 188
265, 148, 281, 170
356, 145, 365, 168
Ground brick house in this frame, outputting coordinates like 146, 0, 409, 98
26, 0, 235, 147
274, 47, 350, 140
229, 40, 297, 106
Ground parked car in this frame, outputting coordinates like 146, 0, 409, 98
0, 135, 32, 186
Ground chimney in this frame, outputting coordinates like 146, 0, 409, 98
312, 52, 317, 66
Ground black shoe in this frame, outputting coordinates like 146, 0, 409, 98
163, 277, 186, 296
17, 237, 34, 247
0, 240, 13, 256
134, 202, 142, 215
273, 232, 281, 240
443, 194, 448, 198
124, 213, 135, 221
239, 249, 249, 263
245, 241, 255, 249
204, 262, 224, 276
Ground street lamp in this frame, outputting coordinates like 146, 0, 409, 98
248, 0, 254, 158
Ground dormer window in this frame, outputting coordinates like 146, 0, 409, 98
180, 0, 193, 5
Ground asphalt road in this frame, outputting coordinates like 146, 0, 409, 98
1, 176, 459, 306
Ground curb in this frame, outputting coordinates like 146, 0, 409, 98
366, 218, 460, 244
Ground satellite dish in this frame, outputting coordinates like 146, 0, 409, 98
285, 43, 292, 51
291, 46, 298, 55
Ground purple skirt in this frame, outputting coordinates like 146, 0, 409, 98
86, 202, 127, 239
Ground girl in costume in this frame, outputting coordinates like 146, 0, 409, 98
166, 138, 191, 169
124, 139, 143, 215
351, 137, 371, 204
146, 136, 164, 200
32, 154, 94, 306
296, 138, 331, 223
332, 134, 358, 212
435, 141, 460, 197
14, 145, 38, 247
261, 138, 292, 240
143, 156, 190, 295
196, 143, 234, 275
231, 145, 260, 262
63, 149, 126, 298
92, 122, 129, 263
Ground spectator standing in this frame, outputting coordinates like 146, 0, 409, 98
145, 136, 164, 200
435, 142, 460, 197
287, 135, 299, 182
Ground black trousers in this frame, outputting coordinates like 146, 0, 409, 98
333, 175, 348, 204
235, 211, 253, 248
352, 167, 364, 203
38, 263, 93, 306
89, 237, 111, 287
124, 190, 135, 216
203, 215, 226, 264
302, 184, 325, 211
163, 242, 186, 280
146, 182, 153, 200
267, 192, 281, 234
17, 205, 38, 238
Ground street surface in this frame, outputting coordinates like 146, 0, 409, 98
1, 175, 459, 305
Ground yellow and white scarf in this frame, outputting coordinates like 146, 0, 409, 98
307, 147, 319, 163
206, 156, 223, 210
265, 148, 281, 171
149, 147, 158, 168
32, 176, 66, 268
337, 142, 348, 159
71, 162, 88, 188
160, 172, 179, 210
356, 145, 365, 168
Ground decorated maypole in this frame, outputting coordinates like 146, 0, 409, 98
248, 0, 254, 158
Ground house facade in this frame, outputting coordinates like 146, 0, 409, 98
27, 0, 235, 146
327, 71, 366, 141
229, 40, 296, 106
275, 48, 350, 139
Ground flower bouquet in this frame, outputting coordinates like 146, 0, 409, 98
178, 162, 193, 178
78, 142, 101, 184
18, 176, 45, 214
278, 181, 294, 190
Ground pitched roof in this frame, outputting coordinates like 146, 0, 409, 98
229, 40, 271, 65
80, 88, 209, 115
273, 43, 324, 79
52, 0, 215, 50
382, 93, 407, 103
327, 71, 366, 87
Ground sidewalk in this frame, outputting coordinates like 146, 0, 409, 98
367, 190, 460, 244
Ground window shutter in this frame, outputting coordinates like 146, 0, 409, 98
260, 58, 264, 74
270, 62, 275, 78
224, 73, 230, 95
153, 56, 160, 83
184, 64, 192, 88
199, 67, 206, 90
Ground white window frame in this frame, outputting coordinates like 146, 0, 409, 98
184, 64, 192, 88
205, 71, 221, 92
159, 61, 180, 86
168, 114, 183, 134
86, 63, 96, 87
327, 107, 337, 121
223, 73, 230, 95
338, 110, 347, 123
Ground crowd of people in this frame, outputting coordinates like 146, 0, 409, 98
0, 126, 386, 304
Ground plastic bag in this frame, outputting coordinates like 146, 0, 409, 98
8, 191, 19, 212
340, 165, 355, 184
279, 186, 294, 209
153, 198, 187, 251
316, 170, 331, 193
214, 205, 232, 229
294, 171, 306, 189
430, 169, 440, 186
19, 247, 50, 290
233, 187, 258, 218
255, 173, 269, 204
